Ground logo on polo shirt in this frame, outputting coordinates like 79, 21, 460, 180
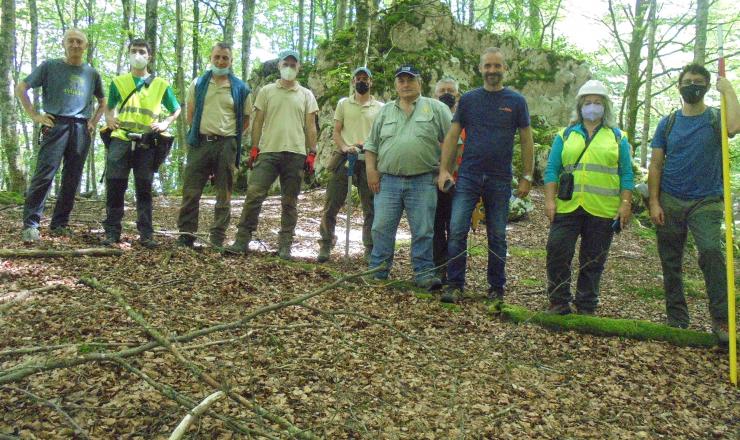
499, 107, 512, 113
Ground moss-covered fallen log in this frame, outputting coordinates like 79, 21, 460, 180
492, 302, 719, 348
0, 248, 123, 258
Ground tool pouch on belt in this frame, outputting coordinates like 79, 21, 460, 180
326, 150, 347, 173
99, 127, 113, 149
152, 132, 174, 173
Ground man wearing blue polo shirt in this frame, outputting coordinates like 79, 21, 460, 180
438, 47, 534, 303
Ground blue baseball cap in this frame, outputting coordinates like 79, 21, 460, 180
278, 49, 300, 62
352, 67, 373, 78
395, 65, 420, 77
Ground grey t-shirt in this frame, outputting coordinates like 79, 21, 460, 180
24, 59, 104, 119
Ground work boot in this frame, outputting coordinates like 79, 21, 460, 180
278, 244, 292, 260
102, 232, 121, 247
548, 302, 572, 315
416, 276, 442, 292
224, 235, 251, 255
50, 226, 73, 237
176, 235, 195, 248
441, 286, 462, 304
139, 235, 159, 249
487, 286, 505, 302
712, 319, 730, 344
21, 227, 40, 244
210, 235, 224, 248
317, 243, 331, 263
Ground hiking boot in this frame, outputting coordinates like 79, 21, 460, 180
224, 236, 251, 255
548, 302, 572, 315
317, 243, 331, 263
139, 236, 159, 249
176, 235, 195, 248
50, 226, 72, 237
278, 244, 292, 260
102, 233, 120, 246
209, 235, 224, 248
21, 227, 40, 244
712, 319, 730, 344
416, 276, 443, 292
487, 286, 504, 302
575, 307, 595, 316
666, 320, 689, 329
441, 286, 462, 304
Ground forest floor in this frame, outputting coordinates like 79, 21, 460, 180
0, 187, 738, 439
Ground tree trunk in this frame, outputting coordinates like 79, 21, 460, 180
336, 0, 347, 31
487, 0, 496, 31
298, 0, 305, 59
356, 0, 371, 66
29, 0, 40, 163
0, 0, 25, 192
85, 0, 97, 195
224, 0, 237, 46
528, 0, 542, 44
116, 0, 133, 76
192, 0, 200, 78
241, 0, 255, 80
622, 0, 648, 143
145, 0, 158, 72
307, 0, 316, 60
640, 0, 657, 165
174, 0, 186, 186
318, 0, 331, 39
468, 0, 475, 26
693, 0, 709, 64
53, 0, 67, 32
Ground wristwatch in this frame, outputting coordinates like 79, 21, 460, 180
521, 174, 533, 182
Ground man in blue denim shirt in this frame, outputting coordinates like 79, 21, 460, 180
438, 47, 534, 303
364, 65, 452, 290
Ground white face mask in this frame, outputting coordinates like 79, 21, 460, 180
280, 66, 297, 81
129, 53, 148, 70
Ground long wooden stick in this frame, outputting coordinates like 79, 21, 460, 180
168, 391, 225, 440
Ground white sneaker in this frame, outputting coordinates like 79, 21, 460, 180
22, 227, 40, 243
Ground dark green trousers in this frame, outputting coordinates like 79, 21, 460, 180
234, 152, 304, 246
319, 160, 374, 249
177, 138, 236, 243
656, 192, 727, 326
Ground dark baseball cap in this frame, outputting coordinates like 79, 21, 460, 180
278, 49, 300, 62
352, 67, 373, 78
395, 65, 420, 77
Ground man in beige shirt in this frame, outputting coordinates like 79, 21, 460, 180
176, 42, 251, 248
227, 49, 319, 259
318, 67, 383, 263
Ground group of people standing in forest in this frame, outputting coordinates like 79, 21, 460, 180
15, 28, 740, 343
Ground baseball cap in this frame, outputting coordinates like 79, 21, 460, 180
395, 65, 420, 77
352, 67, 373, 78
278, 49, 300, 62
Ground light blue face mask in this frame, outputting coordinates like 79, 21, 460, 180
211, 66, 230, 76
581, 103, 605, 122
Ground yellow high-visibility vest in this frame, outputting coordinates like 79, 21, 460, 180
556, 126, 625, 218
111, 74, 168, 141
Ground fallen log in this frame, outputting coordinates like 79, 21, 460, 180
0, 248, 123, 258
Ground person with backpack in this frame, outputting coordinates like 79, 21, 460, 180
648, 63, 740, 343
102, 38, 181, 248
543, 80, 634, 315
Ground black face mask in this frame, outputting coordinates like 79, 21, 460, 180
355, 81, 370, 95
439, 93, 456, 109
680, 84, 708, 104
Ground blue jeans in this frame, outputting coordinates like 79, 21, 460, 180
369, 172, 437, 282
447, 173, 510, 290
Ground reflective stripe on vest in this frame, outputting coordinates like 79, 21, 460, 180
111, 74, 168, 141
556, 126, 624, 218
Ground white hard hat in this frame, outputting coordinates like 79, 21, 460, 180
576, 80, 609, 99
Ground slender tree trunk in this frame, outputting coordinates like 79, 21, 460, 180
241, 0, 255, 80
174, 0, 186, 186
356, 0, 370, 65
318, 0, 331, 39
307, 0, 316, 61
640, 0, 657, 165
29, 0, 39, 164
487, 0, 496, 31
468, 0, 475, 26
693, 0, 709, 64
298, 0, 305, 59
0, 0, 25, 192
85, 0, 97, 195
54, 0, 67, 32
145, 0, 158, 72
623, 0, 648, 143
116, 0, 133, 75
336, 0, 347, 31
192, 0, 200, 78
224, 0, 237, 46
528, 0, 542, 44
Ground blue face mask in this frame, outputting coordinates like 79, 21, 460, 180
211, 66, 230, 76
581, 103, 605, 122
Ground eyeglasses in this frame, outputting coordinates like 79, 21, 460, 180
680, 79, 707, 87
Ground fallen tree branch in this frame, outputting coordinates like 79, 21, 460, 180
3, 385, 90, 439
0, 341, 136, 358
0, 267, 383, 386
0, 285, 66, 313
168, 391, 225, 440
0, 248, 123, 258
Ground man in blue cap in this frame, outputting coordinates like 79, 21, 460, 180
317, 67, 383, 263
228, 49, 319, 259
364, 64, 452, 290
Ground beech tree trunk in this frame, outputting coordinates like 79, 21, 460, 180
174, 0, 186, 185
192, 0, 200, 78
241, 0, 255, 79
145, 0, 158, 72
0, 0, 25, 192
693, 0, 709, 64
224, 0, 237, 46
640, 0, 657, 165
336, 0, 347, 31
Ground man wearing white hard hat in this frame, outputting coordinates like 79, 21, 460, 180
542, 79, 634, 315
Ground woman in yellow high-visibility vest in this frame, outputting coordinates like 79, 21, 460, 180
543, 80, 635, 315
